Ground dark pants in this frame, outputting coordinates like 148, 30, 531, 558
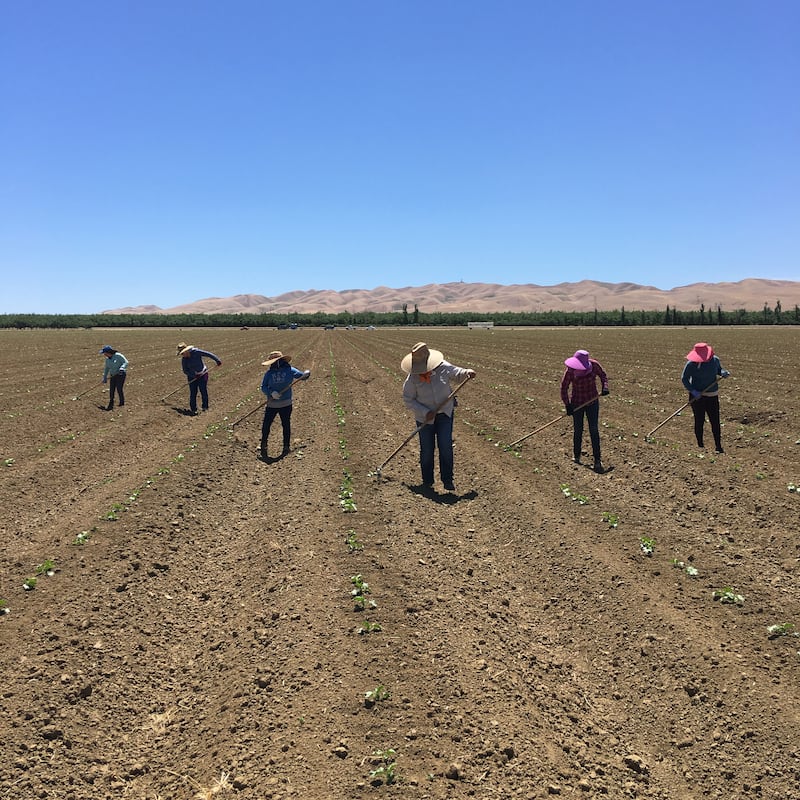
108, 372, 126, 407
418, 412, 454, 486
261, 405, 292, 452
188, 373, 210, 413
690, 394, 722, 449
573, 400, 601, 462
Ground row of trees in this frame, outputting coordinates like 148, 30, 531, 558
2, 302, 798, 330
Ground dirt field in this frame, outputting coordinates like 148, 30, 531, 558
1, 326, 798, 800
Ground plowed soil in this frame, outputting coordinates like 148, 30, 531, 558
1, 326, 798, 800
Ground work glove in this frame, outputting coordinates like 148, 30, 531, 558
102, 378, 107, 384
565, 403, 574, 416
720, 370, 730, 378
601, 388, 609, 396
690, 389, 702, 399
271, 391, 281, 399
302, 370, 311, 379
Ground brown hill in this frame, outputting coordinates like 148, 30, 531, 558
103, 278, 800, 315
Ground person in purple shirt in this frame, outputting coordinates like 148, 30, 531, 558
177, 343, 222, 415
560, 349, 609, 473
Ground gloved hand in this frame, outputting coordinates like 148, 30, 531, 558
302, 370, 311, 379
565, 403, 574, 416
720, 370, 730, 378
102, 378, 107, 384
601, 388, 609, 396
271, 391, 281, 399
690, 389, 702, 399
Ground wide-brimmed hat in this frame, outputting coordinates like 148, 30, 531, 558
262, 350, 292, 367
401, 342, 444, 374
176, 341, 188, 354
99, 345, 114, 354
686, 342, 714, 363
178, 345, 194, 356
564, 349, 591, 372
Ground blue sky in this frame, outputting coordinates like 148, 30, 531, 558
2, 0, 798, 313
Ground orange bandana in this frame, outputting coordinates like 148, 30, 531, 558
419, 371, 432, 383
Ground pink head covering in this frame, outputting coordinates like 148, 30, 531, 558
564, 349, 591, 372
686, 342, 714, 363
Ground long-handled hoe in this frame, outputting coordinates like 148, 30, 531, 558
72, 382, 104, 401
229, 376, 304, 430
646, 374, 729, 441
505, 395, 603, 450
373, 374, 473, 480
159, 364, 218, 405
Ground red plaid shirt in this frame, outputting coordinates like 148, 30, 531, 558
560, 359, 608, 407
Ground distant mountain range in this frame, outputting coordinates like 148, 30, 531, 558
103, 278, 800, 315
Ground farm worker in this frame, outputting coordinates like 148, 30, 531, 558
99, 345, 128, 411
259, 350, 310, 460
178, 344, 222, 415
681, 342, 730, 453
401, 342, 476, 492
560, 349, 609, 473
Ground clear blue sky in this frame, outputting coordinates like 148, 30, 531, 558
2, 0, 798, 313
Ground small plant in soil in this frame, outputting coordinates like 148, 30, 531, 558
713, 587, 745, 605
350, 574, 376, 610
0, 598, 9, 614
767, 623, 797, 639
23, 576, 37, 591
639, 536, 656, 556
601, 511, 619, 528
3, 458, 14, 467
364, 685, 391, 706
345, 530, 363, 551
73, 528, 94, 545
560, 484, 588, 504
788, 483, 798, 493
369, 748, 398, 785
359, 620, 382, 635
35, 559, 56, 576
671, 558, 699, 577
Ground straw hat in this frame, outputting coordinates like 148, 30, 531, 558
178, 345, 194, 356
262, 350, 292, 367
686, 342, 714, 363
176, 341, 188, 354
564, 349, 591, 372
401, 342, 444, 374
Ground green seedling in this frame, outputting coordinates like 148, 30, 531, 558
345, 530, 363, 552
73, 528, 94, 545
23, 576, 37, 591
788, 484, 798, 494
560, 484, 589, 505
639, 537, 656, 556
601, 511, 619, 528
35, 559, 56, 577
364, 685, 391, 706
358, 620, 382, 635
351, 574, 376, 611
713, 587, 744, 605
0, 598, 9, 614
767, 623, 797, 639
3, 458, 14, 467
369, 748, 398, 785
671, 558, 699, 577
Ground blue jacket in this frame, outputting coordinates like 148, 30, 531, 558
261, 361, 308, 408
181, 348, 221, 380
681, 356, 727, 396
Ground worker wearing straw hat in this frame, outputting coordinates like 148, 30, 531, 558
259, 350, 310, 460
178, 344, 222, 415
401, 342, 475, 492
681, 342, 730, 453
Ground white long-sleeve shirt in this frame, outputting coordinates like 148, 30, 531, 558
402, 361, 471, 423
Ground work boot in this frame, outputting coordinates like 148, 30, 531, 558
260, 439, 268, 460
593, 461, 605, 474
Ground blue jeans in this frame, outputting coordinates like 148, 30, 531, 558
573, 400, 601, 462
189, 373, 209, 412
262, 405, 292, 450
418, 412, 454, 485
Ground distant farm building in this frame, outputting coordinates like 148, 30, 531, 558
467, 321, 494, 329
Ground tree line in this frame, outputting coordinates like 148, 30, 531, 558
1, 301, 798, 330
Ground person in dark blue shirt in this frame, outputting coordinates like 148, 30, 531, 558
178, 344, 222, 415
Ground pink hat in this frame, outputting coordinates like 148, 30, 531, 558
564, 349, 591, 372
686, 342, 714, 363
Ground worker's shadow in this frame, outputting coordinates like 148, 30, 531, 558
408, 484, 478, 504
173, 407, 197, 416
